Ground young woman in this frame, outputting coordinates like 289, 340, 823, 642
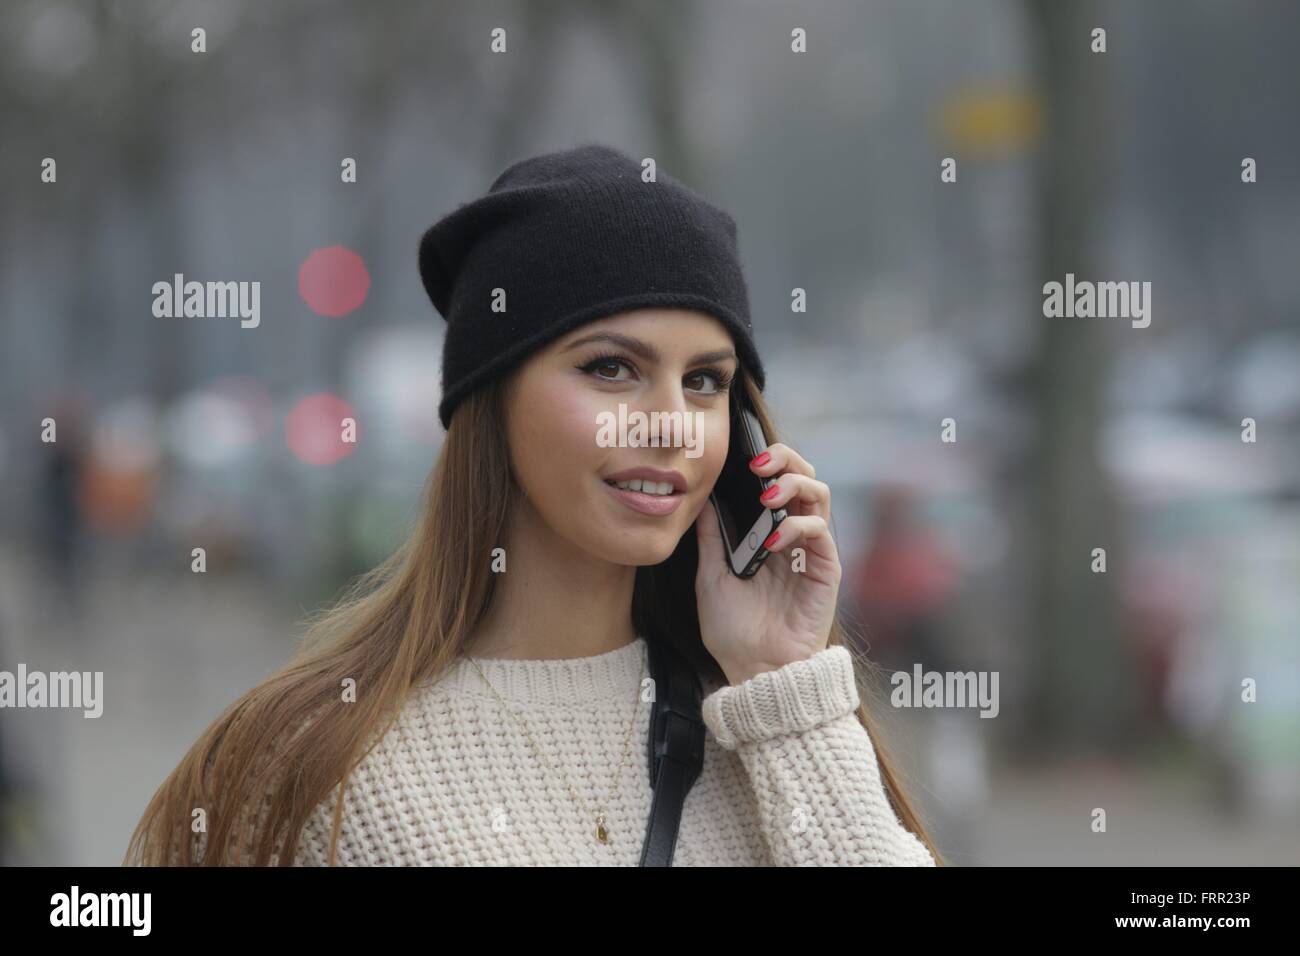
125, 143, 942, 867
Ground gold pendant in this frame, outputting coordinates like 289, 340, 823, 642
596, 814, 608, 843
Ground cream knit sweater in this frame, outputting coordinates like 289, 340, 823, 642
290, 638, 937, 866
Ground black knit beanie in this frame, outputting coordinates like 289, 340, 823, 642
419, 143, 766, 429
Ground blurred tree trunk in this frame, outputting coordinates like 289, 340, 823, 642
624, 0, 691, 176
1022, 0, 1139, 755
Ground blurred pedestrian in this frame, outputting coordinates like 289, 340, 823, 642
849, 484, 958, 673
38, 395, 91, 621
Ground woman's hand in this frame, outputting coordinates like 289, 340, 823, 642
693, 442, 842, 685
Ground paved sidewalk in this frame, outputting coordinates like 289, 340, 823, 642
0, 544, 299, 866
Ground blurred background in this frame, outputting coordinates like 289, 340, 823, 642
2, 0, 1298, 866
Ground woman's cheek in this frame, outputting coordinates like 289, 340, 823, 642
703, 410, 730, 485
509, 377, 594, 503
551, 388, 607, 459
529, 387, 611, 520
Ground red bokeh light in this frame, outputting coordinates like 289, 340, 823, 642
285, 393, 359, 465
298, 245, 370, 317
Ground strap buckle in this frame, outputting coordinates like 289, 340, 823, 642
653, 701, 704, 770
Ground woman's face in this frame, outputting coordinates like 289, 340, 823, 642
504, 308, 737, 566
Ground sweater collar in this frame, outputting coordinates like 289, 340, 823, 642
435, 636, 649, 708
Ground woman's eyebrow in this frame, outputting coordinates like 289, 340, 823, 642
563, 331, 737, 366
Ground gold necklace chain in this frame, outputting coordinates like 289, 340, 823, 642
461, 642, 647, 845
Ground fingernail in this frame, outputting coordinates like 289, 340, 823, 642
750, 451, 770, 468
760, 484, 780, 501
762, 529, 780, 549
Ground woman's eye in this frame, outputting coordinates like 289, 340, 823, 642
580, 356, 731, 393
685, 370, 730, 395
582, 358, 634, 382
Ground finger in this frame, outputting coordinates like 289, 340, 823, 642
762, 514, 840, 575
758, 473, 830, 522
750, 442, 816, 481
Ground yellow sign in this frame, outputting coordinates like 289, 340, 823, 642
938, 89, 1043, 153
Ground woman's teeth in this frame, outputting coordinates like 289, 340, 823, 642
606, 478, 676, 496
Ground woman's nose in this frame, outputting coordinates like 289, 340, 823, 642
639, 386, 692, 442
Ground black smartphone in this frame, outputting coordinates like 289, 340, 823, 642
708, 392, 787, 578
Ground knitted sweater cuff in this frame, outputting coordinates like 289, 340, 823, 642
701, 644, 860, 750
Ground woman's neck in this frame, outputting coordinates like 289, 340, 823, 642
463, 498, 640, 660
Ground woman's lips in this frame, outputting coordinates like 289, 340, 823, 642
602, 480, 684, 516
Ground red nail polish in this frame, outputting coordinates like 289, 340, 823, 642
762, 529, 780, 550
750, 451, 770, 468
760, 484, 780, 501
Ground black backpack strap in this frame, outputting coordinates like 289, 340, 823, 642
639, 638, 705, 867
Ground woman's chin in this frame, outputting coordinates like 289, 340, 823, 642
593, 531, 683, 568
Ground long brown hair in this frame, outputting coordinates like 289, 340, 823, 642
124, 366, 944, 866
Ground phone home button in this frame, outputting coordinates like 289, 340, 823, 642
748, 530, 758, 549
